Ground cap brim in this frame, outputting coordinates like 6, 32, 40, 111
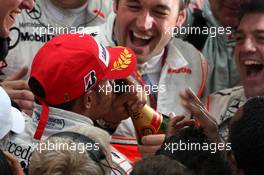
10, 107, 25, 134
104, 47, 137, 79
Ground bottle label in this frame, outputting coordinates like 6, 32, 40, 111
131, 105, 165, 144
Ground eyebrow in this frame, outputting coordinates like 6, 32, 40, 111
236, 29, 264, 35
155, 4, 171, 11
253, 30, 264, 34
126, 0, 140, 3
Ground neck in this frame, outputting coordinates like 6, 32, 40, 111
50, 0, 88, 9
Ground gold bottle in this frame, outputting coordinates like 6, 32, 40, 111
130, 105, 169, 144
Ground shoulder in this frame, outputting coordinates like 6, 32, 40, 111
204, 86, 245, 115
209, 86, 245, 99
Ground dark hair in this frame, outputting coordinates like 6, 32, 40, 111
157, 127, 232, 175
239, 0, 264, 20
0, 149, 14, 175
131, 155, 193, 175
29, 77, 78, 110
229, 96, 264, 175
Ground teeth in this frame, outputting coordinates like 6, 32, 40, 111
10, 10, 21, 18
244, 60, 262, 65
133, 32, 151, 40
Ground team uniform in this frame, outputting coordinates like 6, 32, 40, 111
1, 0, 112, 79
0, 104, 132, 175
204, 86, 246, 141
184, 0, 240, 95
81, 13, 210, 155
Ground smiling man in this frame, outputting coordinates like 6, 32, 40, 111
183, 0, 249, 95
204, 0, 264, 141
0, 0, 34, 38
81, 0, 209, 159
0, 0, 34, 60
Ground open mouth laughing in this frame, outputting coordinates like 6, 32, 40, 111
243, 59, 264, 81
129, 31, 154, 47
9, 10, 21, 22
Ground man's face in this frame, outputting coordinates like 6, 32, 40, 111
88, 80, 112, 119
209, 0, 244, 28
0, 0, 34, 38
235, 13, 264, 97
113, 0, 185, 64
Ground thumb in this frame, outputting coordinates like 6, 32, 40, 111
5, 67, 28, 81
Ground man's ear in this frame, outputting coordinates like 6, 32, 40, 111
113, 0, 119, 14
83, 91, 92, 109
176, 9, 187, 27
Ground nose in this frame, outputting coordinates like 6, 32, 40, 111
136, 11, 154, 31
19, 0, 35, 11
242, 37, 257, 53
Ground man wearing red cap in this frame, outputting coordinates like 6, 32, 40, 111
0, 33, 138, 174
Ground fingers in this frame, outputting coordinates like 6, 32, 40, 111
5, 67, 28, 81
1, 79, 30, 90
138, 134, 165, 158
6, 89, 34, 100
141, 134, 165, 145
3, 151, 24, 175
179, 88, 219, 141
1, 74, 35, 116
138, 144, 161, 158
167, 114, 196, 135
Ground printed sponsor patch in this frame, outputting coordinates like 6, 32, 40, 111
33, 112, 65, 130
96, 41, 109, 66
84, 70, 97, 91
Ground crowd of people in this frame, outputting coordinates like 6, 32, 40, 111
0, 0, 263, 174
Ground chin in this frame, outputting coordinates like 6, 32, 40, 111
245, 87, 264, 98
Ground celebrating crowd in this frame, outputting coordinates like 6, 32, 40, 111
0, 0, 264, 175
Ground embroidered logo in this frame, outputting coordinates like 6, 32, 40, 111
84, 70, 97, 91
111, 48, 132, 71
168, 67, 192, 74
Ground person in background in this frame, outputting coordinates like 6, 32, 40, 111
183, 0, 248, 94
0, 0, 34, 116
139, 0, 264, 155
229, 96, 264, 175
131, 155, 193, 175
29, 126, 112, 175
1, 0, 113, 116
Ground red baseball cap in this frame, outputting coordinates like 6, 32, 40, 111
30, 33, 137, 105
29, 33, 137, 140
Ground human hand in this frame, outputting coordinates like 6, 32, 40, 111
1, 67, 34, 116
103, 78, 146, 123
167, 113, 196, 136
4, 151, 24, 175
179, 88, 220, 141
138, 134, 165, 158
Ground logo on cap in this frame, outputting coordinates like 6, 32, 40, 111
98, 42, 109, 66
84, 70, 97, 91
112, 48, 132, 71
